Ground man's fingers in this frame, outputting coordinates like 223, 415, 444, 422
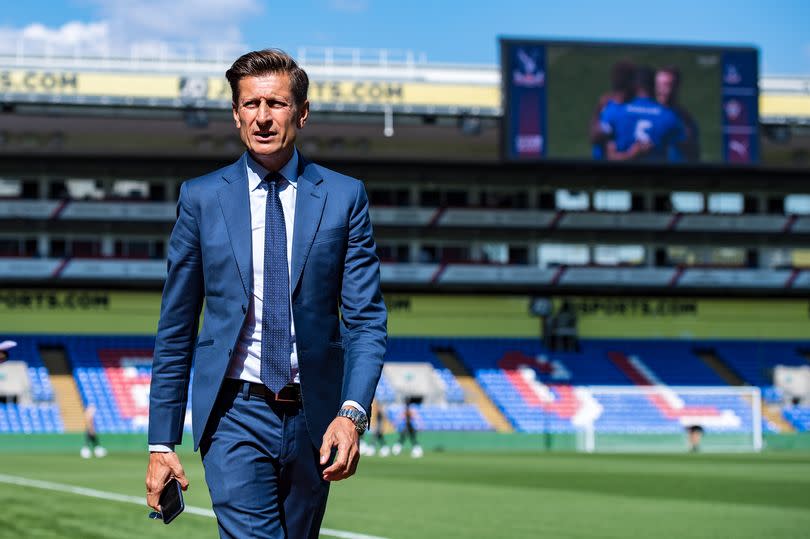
169, 461, 189, 490
146, 483, 162, 511
319, 433, 334, 465
323, 440, 351, 479
347, 448, 360, 477
323, 442, 348, 473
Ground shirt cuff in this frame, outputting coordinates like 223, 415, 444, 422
149, 444, 175, 452
341, 400, 366, 417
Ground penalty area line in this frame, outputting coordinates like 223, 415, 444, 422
0, 473, 389, 539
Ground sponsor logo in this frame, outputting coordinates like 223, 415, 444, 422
724, 99, 742, 121
512, 48, 545, 88
516, 134, 543, 154
723, 64, 742, 85
729, 139, 749, 158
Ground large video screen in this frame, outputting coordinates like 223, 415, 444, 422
501, 39, 759, 166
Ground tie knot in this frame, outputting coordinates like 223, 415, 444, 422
264, 171, 285, 187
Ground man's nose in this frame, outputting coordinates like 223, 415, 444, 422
256, 102, 272, 124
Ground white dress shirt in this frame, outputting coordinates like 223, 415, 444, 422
228, 149, 301, 384
150, 149, 362, 453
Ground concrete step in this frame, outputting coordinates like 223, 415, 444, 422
50, 375, 86, 433
763, 403, 795, 433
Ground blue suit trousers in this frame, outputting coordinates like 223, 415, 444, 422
200, 381, 330, 538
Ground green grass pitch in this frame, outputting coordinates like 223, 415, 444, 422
0, 450, 809, 538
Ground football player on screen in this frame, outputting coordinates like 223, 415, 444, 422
599, 66, 686, 163
589, 60, 636, 160
655, 66, 700, 162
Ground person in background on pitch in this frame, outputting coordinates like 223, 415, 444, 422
360, 405, 388, 457
373, 406, 390, 456
686, 424, 704, 452
80, 404, 107, 458
392, 401, 422, 458
145, 48, 386, 538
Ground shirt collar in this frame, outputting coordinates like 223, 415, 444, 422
246, 148, 299, 191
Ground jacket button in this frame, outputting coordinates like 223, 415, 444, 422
241, 305, 247, 313
228, 349, 232, 356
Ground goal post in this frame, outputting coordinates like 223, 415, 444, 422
575, 385, 762, 453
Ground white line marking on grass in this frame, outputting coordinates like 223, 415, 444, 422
0, 473, 389, 539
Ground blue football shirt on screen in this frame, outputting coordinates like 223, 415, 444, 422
600, 97, 686, 163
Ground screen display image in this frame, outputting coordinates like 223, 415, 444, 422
501, 39, 759, 166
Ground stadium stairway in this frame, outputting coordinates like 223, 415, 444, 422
764, 404, 795, 433
40, 346, 85, 432
48, 375, 85, 432
694, 348, 746, 386
434, 348, 513, 432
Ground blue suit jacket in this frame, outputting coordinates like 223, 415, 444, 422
148, 152, 387, 450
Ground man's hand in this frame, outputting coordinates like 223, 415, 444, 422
319, 417, 359, 481
628, 140, 654, 159
146, 451, 189, 511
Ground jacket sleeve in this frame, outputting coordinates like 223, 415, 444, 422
148, 181, 205, 446
339, 181, 387, 415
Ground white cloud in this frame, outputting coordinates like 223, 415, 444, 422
328, 0, 370, 13
0, 0, 262, 60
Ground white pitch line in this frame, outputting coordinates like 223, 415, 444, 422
0, 473, 389, 539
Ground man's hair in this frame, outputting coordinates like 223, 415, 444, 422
225, 48, 309, 107
610, 60, 636, 98
635, 65, 656, 97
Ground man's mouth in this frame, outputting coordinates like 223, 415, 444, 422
254, 132, 276, 142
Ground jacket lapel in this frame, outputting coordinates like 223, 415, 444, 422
291, 155, 325, 295
217, 153, 252, 298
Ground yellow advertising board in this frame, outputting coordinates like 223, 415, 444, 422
0, 290, 807, 340
0, 69, 500, 109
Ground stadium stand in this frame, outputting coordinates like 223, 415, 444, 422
0, 333, 804, 436
783, 406, 810, 432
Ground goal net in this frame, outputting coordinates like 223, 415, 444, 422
575, 385, 762, 453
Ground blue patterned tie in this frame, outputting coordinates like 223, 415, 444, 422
260, 171, 291, 393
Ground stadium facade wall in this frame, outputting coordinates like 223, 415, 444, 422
2, 289, 810, 339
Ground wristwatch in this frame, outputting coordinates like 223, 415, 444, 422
337, 406, 368, 435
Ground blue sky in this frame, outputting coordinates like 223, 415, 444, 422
0, 0, 808, 74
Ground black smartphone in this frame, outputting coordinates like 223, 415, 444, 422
157, 478, 185, 524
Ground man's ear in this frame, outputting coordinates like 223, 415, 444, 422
232, 105, 241, 129
297, 100, 310, 129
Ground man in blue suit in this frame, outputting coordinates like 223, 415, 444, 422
145, 49, 387, 538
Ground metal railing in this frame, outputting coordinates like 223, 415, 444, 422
0, 37, 428, 71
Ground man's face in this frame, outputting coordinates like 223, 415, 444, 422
232, 73, 309, 163
655, 71, 677, 106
